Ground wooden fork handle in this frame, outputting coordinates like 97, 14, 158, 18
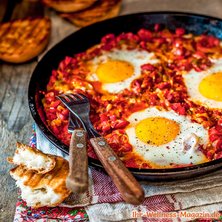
90, 137, 145, 205
66, 129, 88, 193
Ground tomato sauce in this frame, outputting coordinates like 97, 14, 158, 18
42, 26, 222, 169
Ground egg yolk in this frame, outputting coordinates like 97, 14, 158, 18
199, 72, 222, 101
135, 117, 180, 146
96, 60, 134, 83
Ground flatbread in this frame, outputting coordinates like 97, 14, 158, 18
42, 0, 97, 13
0, 17, 51, 63
8, 142, 56, 174
61, 0, 122, 27
10, 156, 71, 208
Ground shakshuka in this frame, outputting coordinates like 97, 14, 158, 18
41, 26, 222, 169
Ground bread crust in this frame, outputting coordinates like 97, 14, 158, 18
10, 156, 71, 208
7, 142, 56, 174
42, 0, 97, 13
0, 17, 51, 63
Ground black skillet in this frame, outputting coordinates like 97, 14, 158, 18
28, 12, 222, 181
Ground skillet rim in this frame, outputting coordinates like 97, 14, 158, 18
28, 11, 222, 178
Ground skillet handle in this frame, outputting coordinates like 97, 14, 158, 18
90, 137, 145, 205
66, 129, 88, 193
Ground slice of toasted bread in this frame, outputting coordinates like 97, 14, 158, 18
10, 156, 71, 208
8, 142, 56, 174
0, 17, 51, 63
42, 0, 97, 13
61, 0, 122, 27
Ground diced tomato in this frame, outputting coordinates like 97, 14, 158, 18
61, 109, 69, 117
100, 113, 109, 122
101, 33, 115, 43
156, 82, 171, 90
175, 28, 185, 36
121, 143, 133, 152
209, 133, 222, 142
51, 100, 60, 108
214, 151, 222, 159
113, 120, 129, 129
154, 24, 160, 32
214, 139, 222, 151
137, 29, 152, 41
52, 126, 60, 135
170, 103, 186, 115
218, 119, 222, 126
141, 64, 155, 71
101, 124, 111, 132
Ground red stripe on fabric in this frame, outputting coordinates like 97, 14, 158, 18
141, 217, 174, 222
143, 195, 175, 211
91, 170, 179, 209
91, 169, 123, 203
171, 194, 182, 210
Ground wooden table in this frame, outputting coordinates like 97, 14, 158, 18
1, 0, 222, 221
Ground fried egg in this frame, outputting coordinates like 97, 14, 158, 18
86, 49, 159, 93
183, 59, 222, 109
125, 107, 208, 168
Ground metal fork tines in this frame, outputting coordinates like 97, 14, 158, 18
57, 93, 99, 138
68, 113, 81, 133
57, 93, 145, 205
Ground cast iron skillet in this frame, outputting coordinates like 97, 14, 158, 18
28, 12, 222, 181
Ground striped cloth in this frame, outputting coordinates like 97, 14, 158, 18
15, 124, 222, 222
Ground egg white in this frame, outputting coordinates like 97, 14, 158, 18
86, 49, 159, 93
183, 58, 222, 109
125, 107, 208, 167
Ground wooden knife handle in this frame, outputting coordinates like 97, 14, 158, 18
90, 137, 145, 205
66, 129, 88, 193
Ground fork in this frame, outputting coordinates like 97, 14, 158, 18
57, 99, 88, 193
57, 93, 145, 205
68, 112, 81, 133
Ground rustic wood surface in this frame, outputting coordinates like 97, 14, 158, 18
1, 0, 222, 221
